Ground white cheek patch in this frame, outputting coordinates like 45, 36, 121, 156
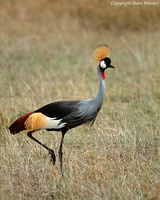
100, 60, 106, 69
42, 117, 66, 129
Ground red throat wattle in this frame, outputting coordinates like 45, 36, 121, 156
101, 71, 105, 79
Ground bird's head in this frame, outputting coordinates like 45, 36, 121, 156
100, 57, 115, 70
92, 44, 115, 79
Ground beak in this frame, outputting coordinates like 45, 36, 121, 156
109, 64, 116, 68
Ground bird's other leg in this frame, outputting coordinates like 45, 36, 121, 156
58, 130, 66, 176
27, 131, 56, 165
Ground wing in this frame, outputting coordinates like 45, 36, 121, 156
33, 100, 100, 131
31, 100, 81, 131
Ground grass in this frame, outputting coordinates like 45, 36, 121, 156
0, 1, 160, 199
0, 0, 160, 31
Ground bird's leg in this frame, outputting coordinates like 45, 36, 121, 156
58, 131, 66, 176
27, 131, 56, 165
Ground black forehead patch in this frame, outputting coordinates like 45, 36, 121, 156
104, 57, 111, 65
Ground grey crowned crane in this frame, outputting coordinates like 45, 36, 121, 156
9, 44, 115, 175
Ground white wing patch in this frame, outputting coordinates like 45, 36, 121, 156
42, 116, 66, 129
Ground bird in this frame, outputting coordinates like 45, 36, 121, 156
9, 44, 115, 175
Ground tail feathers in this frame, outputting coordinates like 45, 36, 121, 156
9, 112, 33, 134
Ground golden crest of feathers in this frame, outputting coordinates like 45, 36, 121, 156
91, 44, 111, 63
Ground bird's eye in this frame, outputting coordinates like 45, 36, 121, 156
100, 60, 106, 69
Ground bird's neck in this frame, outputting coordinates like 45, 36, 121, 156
93, 66, 105, 105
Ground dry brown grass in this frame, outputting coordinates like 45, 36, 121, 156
0, 0, 160, 35
0, 1, 160, 199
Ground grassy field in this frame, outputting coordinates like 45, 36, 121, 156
0, 1, 160, 199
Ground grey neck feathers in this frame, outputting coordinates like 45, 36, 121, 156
93, 66, 105, 107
